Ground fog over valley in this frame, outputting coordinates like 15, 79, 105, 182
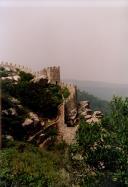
0, 1, 128, 86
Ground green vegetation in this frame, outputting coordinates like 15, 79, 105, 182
61, 87, 70, 99
14, 81, 62, 118
1, 67, 128, 186
1, 69, 63, 118
0, 67, 8, 77
1, 68, 63, 143
0, 142, 69, 187
70, 96, 128, 186
18, 71, 34, 82
2, 96, 127, 186
77, 89, 110, 114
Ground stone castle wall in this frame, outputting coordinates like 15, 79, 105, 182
56, 103, 78, 144
60, 82, 77, 109
59, 82, 77, 126
0, 62, 34, 74
0, 62, 76, 107
56, 103, 65, 141
34, 66, 60, 84
1, 61, 78, 143
0, 62, 60, 84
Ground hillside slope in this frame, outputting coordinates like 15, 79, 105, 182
64, 79, 128, 101
77, 90, 110, 115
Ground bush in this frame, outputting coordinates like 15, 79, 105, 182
74, 96, 128, 186
1, 70, 63, 118
15, 82, 62, 118
19, 71, 34, 82
0, 144, 65, 187
0, 67, 9, 77
61, 87, 70, 99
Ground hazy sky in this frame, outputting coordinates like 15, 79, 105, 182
0, 0, 128, 83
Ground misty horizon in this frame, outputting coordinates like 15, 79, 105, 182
0, 0, 128, 84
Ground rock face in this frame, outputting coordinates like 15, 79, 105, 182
1, 94, 54, 146
65, 108, 78, 126
1, 62, 105, 147
93, 111, 103, 119
78, 101, 103, 123
0, 65, 20, 83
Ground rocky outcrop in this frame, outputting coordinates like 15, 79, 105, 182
0, 64, 21, 83
1, 62, 105, 147
93, 111, 103, 119
65, 108, 78, 126
78, 101, 103, 123
1, 95, 56, 146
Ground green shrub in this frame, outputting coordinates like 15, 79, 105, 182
1, 70, 63, 118
15, 82, 62, 118
19, 71, 34, 82
0, 144, 64, 187
61, 87, 70, 99
75, 96, 128, 186
0, 67, 9, 77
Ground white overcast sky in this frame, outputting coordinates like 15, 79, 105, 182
0, 0, 128, 83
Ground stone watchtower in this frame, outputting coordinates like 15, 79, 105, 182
37, 66, 60, 84
46, 66, 60, 84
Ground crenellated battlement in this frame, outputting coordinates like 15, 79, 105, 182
0, 61, 34, 75
0, 61, 77, 106
45, 66, 60, 84
0, 62, 60, 83
0, 61, 78, 143
0, 61, 76, 106
34, 66, 60, 84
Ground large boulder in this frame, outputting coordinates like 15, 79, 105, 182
78, 100, 103, 124
66, 108, 78, 126
22, 118, 33, 126
79, 101, 90, 108
84, 115, 92, 120
93, 111, 103, 119
86, 117, 100, 124
78, 101, 90, 114
29, 112, 40, 123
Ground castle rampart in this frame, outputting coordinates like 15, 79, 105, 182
0, 62, 60, 84
1, 61, 78, 139
0, 62, 34, 75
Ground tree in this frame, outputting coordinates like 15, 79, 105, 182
75, 96, 128, 186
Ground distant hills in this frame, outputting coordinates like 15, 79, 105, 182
64, 79, 128, 101
77, 90, 110, 115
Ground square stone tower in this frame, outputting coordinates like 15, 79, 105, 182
46, 66, 60, 84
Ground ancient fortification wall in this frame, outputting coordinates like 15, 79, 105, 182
1, 61, 78, 144
59, 82, 77, 126
55, 103, 78, 144
35, 66, 60, 84
59, 82, 77, 108
0, 62, 34, 74
0, 62, 60, 84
